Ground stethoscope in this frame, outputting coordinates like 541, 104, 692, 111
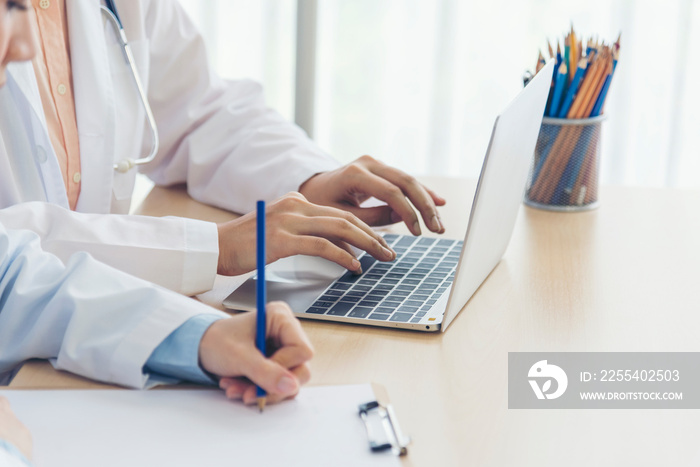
100, 0, 159, 173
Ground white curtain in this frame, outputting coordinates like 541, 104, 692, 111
179, 0, 700, 189
178, 0, 298, 121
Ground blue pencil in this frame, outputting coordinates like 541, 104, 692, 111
548, 63, 568, 117
556, 41, 562, 71
557, 57, 587, 118
256, 200, 267, 412
591, 75, 611, 116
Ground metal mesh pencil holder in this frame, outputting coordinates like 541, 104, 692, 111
525, 115, 606, 211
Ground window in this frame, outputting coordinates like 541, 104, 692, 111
179, 0, 700, 188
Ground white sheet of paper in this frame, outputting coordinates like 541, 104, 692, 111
1, 384, 400, 467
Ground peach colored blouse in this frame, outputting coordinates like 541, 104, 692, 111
30, 0, 81, 210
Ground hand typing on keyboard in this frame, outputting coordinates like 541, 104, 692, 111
216, 192, 397, 276
306, 234, 462, 323
298, 155, 447, 236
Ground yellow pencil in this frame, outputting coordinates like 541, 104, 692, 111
569, 25, 577, 82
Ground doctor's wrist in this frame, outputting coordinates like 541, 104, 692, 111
216, 223, 230, 275
216, 221, 244, 276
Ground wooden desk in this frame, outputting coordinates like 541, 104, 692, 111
10, 178, 700, 466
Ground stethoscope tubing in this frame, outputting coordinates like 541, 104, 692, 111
101, 3, 160, 173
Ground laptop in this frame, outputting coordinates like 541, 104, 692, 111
223, 60, 554, 332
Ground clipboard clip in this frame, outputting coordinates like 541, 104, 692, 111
358, 401, 410, 456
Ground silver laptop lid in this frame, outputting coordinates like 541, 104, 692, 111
440, 60, 553, 331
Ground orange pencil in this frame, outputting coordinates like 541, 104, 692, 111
583, 56, 612, 117
567, 54, 603, 119
575, 50, 609, 118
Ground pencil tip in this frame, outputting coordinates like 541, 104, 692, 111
257, 398, 267, 413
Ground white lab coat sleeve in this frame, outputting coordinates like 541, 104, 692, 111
138, 0, 342, 215
0, 224, 229, 388
0, 202, 218, 296
0, 441, 31, 467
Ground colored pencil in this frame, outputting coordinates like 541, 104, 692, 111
556, 41, 562, 65
557, 57, 587, 118
256, 200, 267, 412
583, 56, 612, 117
548, 63, 568, 117
527, 27, 621, 206
569, 25, 577, 82
567, 53, 604, 118
536, 50, 546, 73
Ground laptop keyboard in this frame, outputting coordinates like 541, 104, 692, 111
304, 234, 463, 324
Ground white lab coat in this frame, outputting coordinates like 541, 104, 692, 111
0, 0, 340, 295
0, 444, 29, 467
0, 223, 228, 388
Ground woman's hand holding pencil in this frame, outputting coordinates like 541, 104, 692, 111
199, 302, 314, 407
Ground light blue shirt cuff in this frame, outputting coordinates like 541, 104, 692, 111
0, 440, 32, 466
144, 314, 223, 385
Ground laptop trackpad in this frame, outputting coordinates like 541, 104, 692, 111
222, 255, 345, 313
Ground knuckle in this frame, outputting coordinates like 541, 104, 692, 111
384, 185, 403, 200
281, 198, 298, 210
310, 237, 330, 254
332, 209, 353, 223
399, 171, 417, 185
358, 154, 375, 164
415, 198, 433, 214
342, 210, 359, 223
342, 164, 364, 176
333, 217, 353, 233
279, 193, 304, 209
288, 191, 307, 201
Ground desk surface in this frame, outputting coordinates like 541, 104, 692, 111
10, 178, 700, 466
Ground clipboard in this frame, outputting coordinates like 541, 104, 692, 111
1, 383, 409, 467
360, 383, 411, 457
